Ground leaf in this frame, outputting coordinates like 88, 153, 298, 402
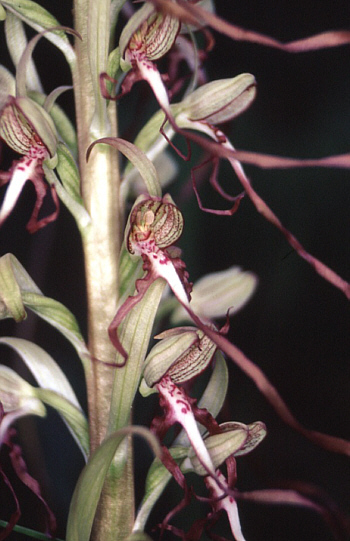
0, 337, 89, 457
4, 12, 42, 93
0, 338, 80, 406
107, 279, 166, 433
1, 0, 76, 68
0, 254, 90, 369
87, 137, 162, 198
56, 143, 82, 203
66, 426, 160, 541
133, 447, 188, 532
36, 389, 89, 458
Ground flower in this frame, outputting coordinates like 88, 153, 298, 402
0, 95, 59, 233
142, 328, 266, 541
111, 3, 181, 115
108, 194, 192, 360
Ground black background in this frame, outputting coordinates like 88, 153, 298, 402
0, 1, 349, 540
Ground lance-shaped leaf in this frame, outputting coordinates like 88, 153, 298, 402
0, 254, 90, 369
0, 365, 46, 445
4, 12, 42, 94
1, 0, 76, 68
0, 337, 88, 457
107, 279, 166, 434
66, 426, 161, 541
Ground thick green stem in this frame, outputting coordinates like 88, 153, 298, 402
72, 0, 134, 538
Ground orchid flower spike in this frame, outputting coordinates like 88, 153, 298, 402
119, 2, 180, 115
0, 95, 58, 232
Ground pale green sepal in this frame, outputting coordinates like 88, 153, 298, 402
66, 426, 160, 541
15, 96, 58, 156
143, 329, 198, 388
1, 1, 76, 68
179, 74, 256, 125
28, 90, 77, 155
189, 429, 248, 476
4, 12, 42, 93
36, 388, 89, 459
226, 421, 267, 457
189, 421, 267, 475
0, 4, 6, 19
133, 446, 187, 532
172, 266, 258, 324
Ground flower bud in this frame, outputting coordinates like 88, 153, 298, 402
179, 73, 256, 125
126, 194, 183, 256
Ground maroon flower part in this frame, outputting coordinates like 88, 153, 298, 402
0, 404, 57, 539
108, 194, 192, 361
0, 96, 59, 233
149, 375, 251, 541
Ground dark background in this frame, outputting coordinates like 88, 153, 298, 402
0, 1, 349, 540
